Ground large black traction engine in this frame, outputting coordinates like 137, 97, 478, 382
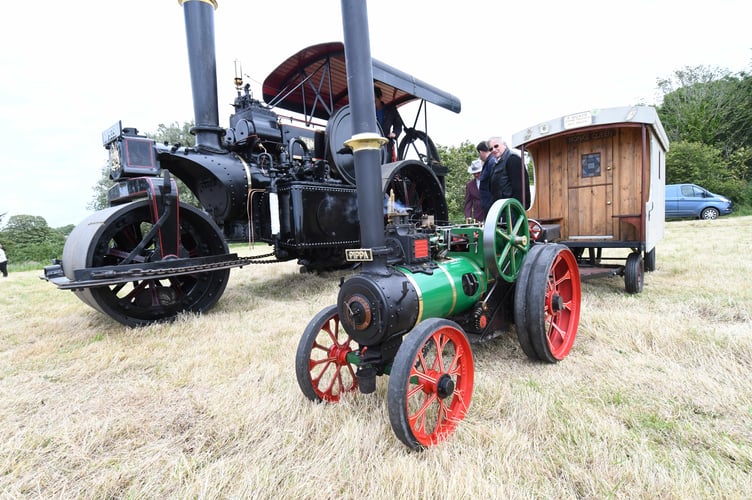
44, 0, 455, 328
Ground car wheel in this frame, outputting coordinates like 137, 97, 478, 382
701, 207, 720, 220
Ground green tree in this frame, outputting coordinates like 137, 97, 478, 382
717, 70, 752, 154
657, 65, 734, 146
153, 121, 196, 146
2, 215, 52, 245
665, 140, 728, 185
0, 215, 66, 264
727, 146, 752, 183
54, 224, 76, 238
87, 160, 113, 211
89, 121, 199, 211
436, 141, 479, 223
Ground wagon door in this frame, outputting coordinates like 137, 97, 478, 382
565, 131, 614, 239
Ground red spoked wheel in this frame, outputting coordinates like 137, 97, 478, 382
295, 305, 359, 402
387, 318, 474, 450
525, 244, 581, 362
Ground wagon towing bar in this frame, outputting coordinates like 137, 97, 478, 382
42, 253, 269, 290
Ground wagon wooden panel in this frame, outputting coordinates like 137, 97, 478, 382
514, 107, 668, 248
512, 106, 669, 293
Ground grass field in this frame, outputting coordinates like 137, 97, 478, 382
1, 217, 750, 498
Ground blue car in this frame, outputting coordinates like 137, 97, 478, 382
665, 183, 733, 220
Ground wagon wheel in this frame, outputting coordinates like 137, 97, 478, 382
624, 252, 644, 294
513, 244, 548, 360
483, 198, 530, 282
62, 200, 230, 327
397, 128, 440, 166
295, 305, 359, 403
387, 318, 474, 450
525, 244, 581, 363
644, 247, 656, 272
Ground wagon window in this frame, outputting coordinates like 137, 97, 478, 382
524, 150, 535, 208
581, 152, 601, 178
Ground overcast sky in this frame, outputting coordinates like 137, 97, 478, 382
1, 0, 749, 228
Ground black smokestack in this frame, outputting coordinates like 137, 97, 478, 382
340, 0, 388, 273
179, 0, 224, 152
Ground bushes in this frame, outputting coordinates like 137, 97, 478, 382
0, 215, 69, 268
5, 239, 65, 266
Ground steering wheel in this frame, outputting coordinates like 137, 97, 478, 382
528, 219, 544, 242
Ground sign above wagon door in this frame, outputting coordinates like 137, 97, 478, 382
563, 110, 594, 130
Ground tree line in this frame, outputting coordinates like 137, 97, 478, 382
0, 214, 73, 267
2, 63, 750, 265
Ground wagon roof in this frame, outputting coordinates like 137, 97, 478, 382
512, 106, 670, 152
262, 41, 461, 121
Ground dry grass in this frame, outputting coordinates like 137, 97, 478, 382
1, 217, 751, 498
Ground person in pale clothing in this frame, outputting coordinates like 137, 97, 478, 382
464, 159, 483, 222
0, 244, 7, 278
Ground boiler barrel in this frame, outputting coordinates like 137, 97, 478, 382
338, 257, 486, 346
398, 257, 486, 323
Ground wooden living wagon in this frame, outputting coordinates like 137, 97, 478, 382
512, 106, 669, 293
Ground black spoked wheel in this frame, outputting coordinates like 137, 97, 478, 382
397, 128, 440, 166
63, 200, 230, 327
387, 318, 474, 450
525, 244, 581, 363
295, 305, 359, 403
382, 160, 448, 222
624, 251, 644, 294
326, 105, 387, 185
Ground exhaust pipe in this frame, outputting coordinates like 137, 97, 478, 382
179, 0, 224, 152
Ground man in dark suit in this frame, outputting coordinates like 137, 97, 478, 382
487, 137, 531, 211
375, 86, 404, 161
476, 140, 495, 219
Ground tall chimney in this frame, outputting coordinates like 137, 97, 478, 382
179, 0, 224, 152
340, 0, 388, 273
